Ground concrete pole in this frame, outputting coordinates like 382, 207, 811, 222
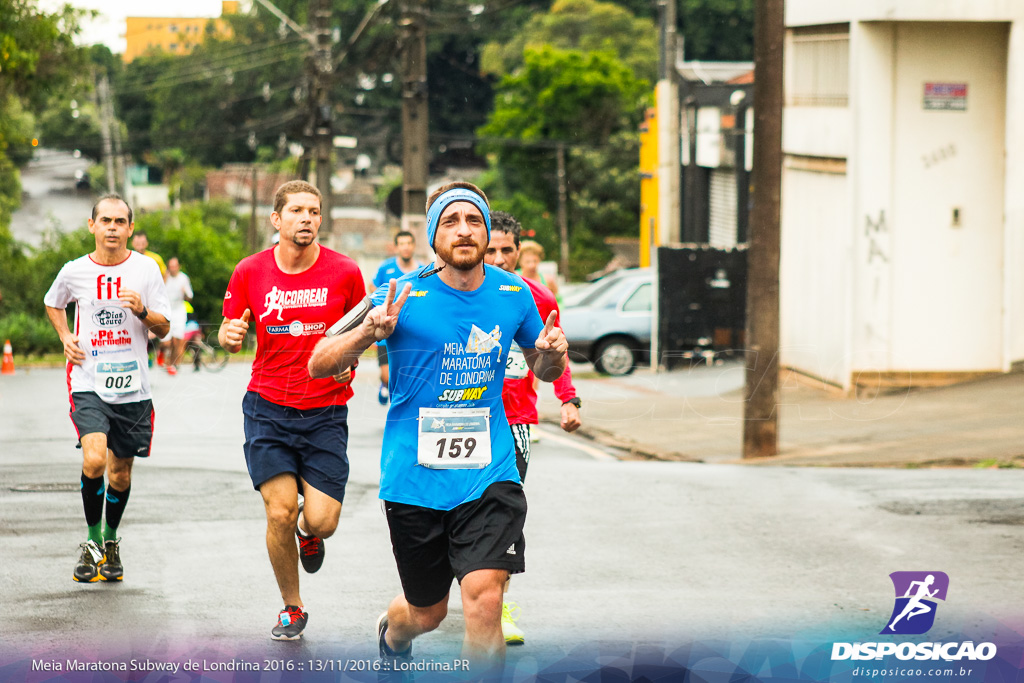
400, 0, 430, 259
556, 142, 570, 278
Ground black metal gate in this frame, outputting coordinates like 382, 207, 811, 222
657, 245, 747, 368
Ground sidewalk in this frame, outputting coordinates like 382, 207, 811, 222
537, 360, 1024, 467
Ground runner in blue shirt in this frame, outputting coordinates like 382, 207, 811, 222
308, 181, 568, 674
371, 231, 422, 405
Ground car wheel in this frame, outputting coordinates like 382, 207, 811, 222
593, 338, 637, 376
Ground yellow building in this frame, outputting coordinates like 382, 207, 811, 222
123, 1, 240, 63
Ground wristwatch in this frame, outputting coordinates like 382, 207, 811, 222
135, 306, 148, 320
562, 397, 582, 408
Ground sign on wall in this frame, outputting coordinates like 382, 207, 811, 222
923, 82, 967, 111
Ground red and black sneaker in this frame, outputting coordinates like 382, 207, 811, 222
271, 605, 307, 640
296, 500, 325, 573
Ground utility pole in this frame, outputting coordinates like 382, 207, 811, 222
399, 0, 429, 256
248, 165, 260, 253
742, 0, 784, 459
96, 75, 116, 193
556, 142, 570, 278
652, 0, 679, 373
656, 0, 680, 246
252, 0, 334, 233
311, 0, 334, 234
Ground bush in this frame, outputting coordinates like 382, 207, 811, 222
0, 311, 62, 355
0, 200, 246, 346
133, 201, 247, 324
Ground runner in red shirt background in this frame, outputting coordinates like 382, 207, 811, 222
218, 180, 366, 640
484, 210, 583, 645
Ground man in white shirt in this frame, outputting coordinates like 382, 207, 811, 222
44, 194, 171, 583
161, 257, 194, 375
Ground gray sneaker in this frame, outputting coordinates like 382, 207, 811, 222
99, 538, 123, 581
73, 540, 105, 583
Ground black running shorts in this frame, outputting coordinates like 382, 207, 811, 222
69, 391, 154, 459
384, 480, 527, 608
377, 343, 389, 366
510, 423, 531, 483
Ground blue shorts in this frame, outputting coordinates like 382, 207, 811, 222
242, 391, 350, 503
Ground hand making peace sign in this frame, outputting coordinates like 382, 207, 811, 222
364, 278, 412, 341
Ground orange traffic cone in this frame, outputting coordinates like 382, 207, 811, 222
1, 339, 14, 375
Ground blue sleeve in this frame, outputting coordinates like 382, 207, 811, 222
369, 282, 389, 306
513, 288, 545, 349
372, 259, 391, 288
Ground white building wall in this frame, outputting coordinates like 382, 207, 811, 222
780, 167, 851, 386
788, 1, 1023, 26
849, 22, 896, 378
781, 3, 1023, 382
1006, 23, 1024, 367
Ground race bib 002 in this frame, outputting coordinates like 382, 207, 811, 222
95, 360, 141, 395
417, 407, 492, 469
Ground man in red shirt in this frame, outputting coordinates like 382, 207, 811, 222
484, 210, 582, 645
218, 181, 366, 640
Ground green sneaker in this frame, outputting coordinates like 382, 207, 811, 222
99, 538, 123, 581
501, 601, 524, 645
73, 540, 105, 583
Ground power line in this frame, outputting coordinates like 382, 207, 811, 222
116, 49, 309, 94
116, 38, 306, 90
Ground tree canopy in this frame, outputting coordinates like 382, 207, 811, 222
480, 0, 658, 83
478, 46, 648, 277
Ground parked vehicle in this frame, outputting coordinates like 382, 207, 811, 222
560, 268, 652, 376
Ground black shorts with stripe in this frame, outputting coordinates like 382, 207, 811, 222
384, 481, 527, 608
69, 391, 154, 459
510, 423, 531, 482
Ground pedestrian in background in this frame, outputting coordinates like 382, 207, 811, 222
371, 230, 423, 405
484, 210, 582, 645
160, 257, 193, 376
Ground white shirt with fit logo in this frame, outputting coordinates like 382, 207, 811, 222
44, 252, 171, 404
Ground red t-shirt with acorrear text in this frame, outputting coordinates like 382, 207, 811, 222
223, 246, 365, 409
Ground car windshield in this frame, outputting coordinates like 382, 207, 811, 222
564, 270, 646, 308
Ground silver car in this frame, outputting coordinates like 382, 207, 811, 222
560, 268, 652, 376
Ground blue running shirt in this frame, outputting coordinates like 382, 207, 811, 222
370, 265, 545, 510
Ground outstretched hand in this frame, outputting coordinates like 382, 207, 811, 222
534, 310, 567, 356
364, 279, 412, 341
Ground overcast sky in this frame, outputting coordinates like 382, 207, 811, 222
40, 1, 233, 54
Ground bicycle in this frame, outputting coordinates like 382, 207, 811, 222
184, 321, 229, 372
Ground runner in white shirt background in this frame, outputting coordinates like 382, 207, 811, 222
43, 194, 171, 584
160, 256, 194, 376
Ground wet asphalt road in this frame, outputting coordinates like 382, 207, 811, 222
0, 362, 1022, 672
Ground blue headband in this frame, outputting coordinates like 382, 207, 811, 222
425, 188, 491, 249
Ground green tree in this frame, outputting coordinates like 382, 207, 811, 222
679, 0, 754, 61
133, 202, 247, 325
1, 0, 86, 231
481, 0, 658, 83
478, 47, 647, 279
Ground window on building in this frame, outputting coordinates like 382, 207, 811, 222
169, 43, 178, 50
789, 25, 849, 107
169, 24, 178, 32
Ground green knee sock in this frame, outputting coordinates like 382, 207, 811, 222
88, 523, 103, 545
